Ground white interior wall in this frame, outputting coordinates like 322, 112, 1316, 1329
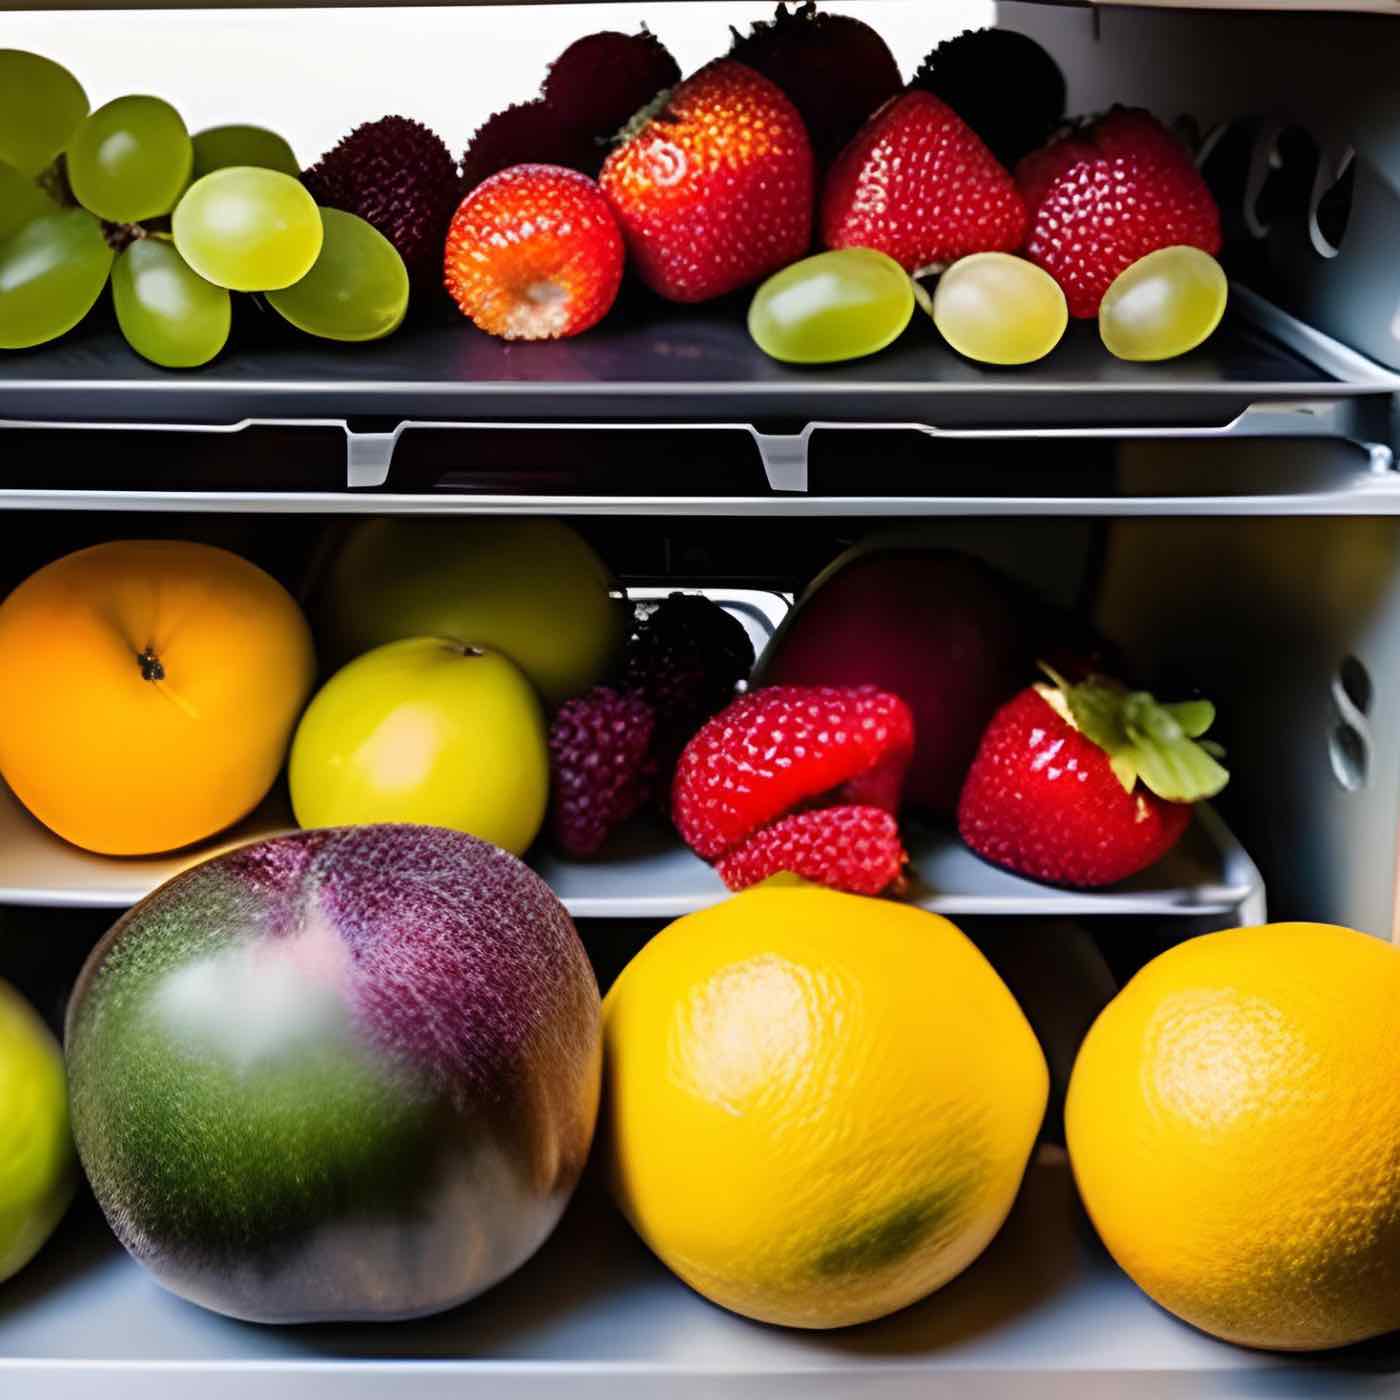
2, 2, 992, 167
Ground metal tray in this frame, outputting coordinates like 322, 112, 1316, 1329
1, 291, 1394, 494
0, 1149, 1372, 1398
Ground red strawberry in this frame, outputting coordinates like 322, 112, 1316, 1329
599, 60, 814, 303
715, 805, 905, 895
1016, 107, 1223, 318
727, 1, 903, 167
821, 89, 1026, 273
957, 671, 1229, 888
672, 683, 913, 896
444, 164, 624, 340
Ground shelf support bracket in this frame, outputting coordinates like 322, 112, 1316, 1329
344, 428, 398, 489
750, 429, 811, 493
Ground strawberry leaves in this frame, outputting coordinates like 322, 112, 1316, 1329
1035, 668, 1229, 804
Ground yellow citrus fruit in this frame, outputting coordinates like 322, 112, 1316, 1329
601, 887, 1048, 1328
0, 977, 76, 1283
1067, 922, 1400, 1351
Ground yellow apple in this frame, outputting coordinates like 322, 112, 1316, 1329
289, 637, 549, 855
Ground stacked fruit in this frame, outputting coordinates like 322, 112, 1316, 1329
0, 49, 431, 365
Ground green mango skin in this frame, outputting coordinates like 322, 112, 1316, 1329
66, 824, 602, 1324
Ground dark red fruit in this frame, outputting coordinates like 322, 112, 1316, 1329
759, 549, 1029, 814
715, 805, 906, 895
459, 101, 598, 194
912, 28, 1065, 168
303, 116, 460, 283
672, 684, 913, 896
542, 29, 681, 144
727, 1, 903, 166
548, 687, 656, 858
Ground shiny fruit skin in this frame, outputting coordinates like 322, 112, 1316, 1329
268, 207, 408, 343
317, 518, 623, 710
173, 167, 323, 292
0, 159, 58, 243
1068, 923, 1400, 1351
603, 887, 1048, 1327
1099, 245, 1228, 361
749, 248, 913, 365
443, 165, 622, 341
822, 90, 1026, 274
932, 252, 1067, 365
0, 207, 112, 349
112, 238, 232, 368
0, 540, 315, 856
65, 824, 601, 1323
289, 638, 549, 856
0, 50, 88, 177
599, 61, 814, 304
67, 95, 192, 224
191, 124, 298, 179
0, 978, 76, 1284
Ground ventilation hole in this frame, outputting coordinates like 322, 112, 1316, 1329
1254, 125, 1320, 231
1310, 148, 1354, 259
1339, 654, 1373, 716
1330, 722, 1368, 792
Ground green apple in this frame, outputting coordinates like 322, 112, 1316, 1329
289, 637, 549, 855
0, 978, 76, 1284
315, 519, 624, 709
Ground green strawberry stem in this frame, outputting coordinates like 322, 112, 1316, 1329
1034, 664, 1228, 804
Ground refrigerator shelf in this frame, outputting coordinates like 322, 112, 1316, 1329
0, 1151, 1378, 1399
0, 780, 1265, 923
0, 289, 1394, 497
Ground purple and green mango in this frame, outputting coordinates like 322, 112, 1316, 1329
66, 824, 601, 1324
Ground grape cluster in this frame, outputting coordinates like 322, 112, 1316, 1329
0, 50, 410, 367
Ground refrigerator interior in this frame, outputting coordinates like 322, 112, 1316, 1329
2, 0, 1400, 1394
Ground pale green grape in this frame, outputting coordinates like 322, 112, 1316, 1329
749, 248, 913, 364
0, 160, 58, 243
1099, 245, 1228, 362
112, 237, 231, 368
67, 95, 193, 224
931, 253, 1067, 366
0, 50, 88, 177
191, 125, 299, 180
266, 208, 408, 343
0, 208, 113, 349
173, 167, 322, 292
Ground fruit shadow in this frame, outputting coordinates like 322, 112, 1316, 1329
0, 1188, 114, 1326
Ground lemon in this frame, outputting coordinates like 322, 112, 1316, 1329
1068, 922, 1400, 1351
0, 978, 75, 1283
602, 887, 1048, 1328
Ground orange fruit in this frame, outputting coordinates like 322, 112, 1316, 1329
1068, 922, 1400, 1350
0, 540, 315, 855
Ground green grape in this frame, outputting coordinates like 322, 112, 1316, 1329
173, 167, 322, 292
748, 248, 913, 364
266, 208, 408, 343
67, 95, 193, 224
191, 125, 299, 180
112, 237, 231, 368
931, 252, 1067, 366
1099, 245, 1228, 362
0, 208, 113, 349
0, 50, 88, 177
0, 160, 58, 243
